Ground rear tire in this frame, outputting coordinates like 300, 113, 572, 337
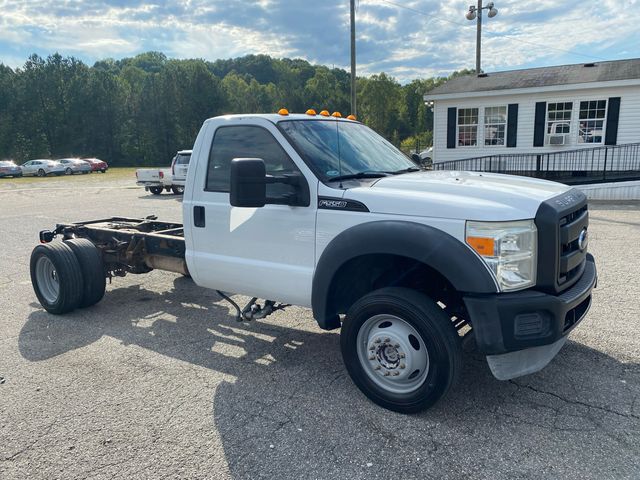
340, 287, 462, 413
65, 238, 106, 308
37, 169, 46, 177
30, 243, 83, 314
65, 167, 72, 175
171, 185, 184, 195
149, 186, 163, 195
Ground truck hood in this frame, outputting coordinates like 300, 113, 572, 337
345, 170, 571, 221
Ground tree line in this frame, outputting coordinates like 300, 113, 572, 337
0, 52, 470, 166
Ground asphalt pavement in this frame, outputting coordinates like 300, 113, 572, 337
0, 176, 638, 479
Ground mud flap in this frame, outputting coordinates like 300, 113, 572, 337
486, 336, 567, 380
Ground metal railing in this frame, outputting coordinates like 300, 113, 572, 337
433, 142, 640, 184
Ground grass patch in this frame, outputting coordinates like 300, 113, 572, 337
0, 167, 157, 190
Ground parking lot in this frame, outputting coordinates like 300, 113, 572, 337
0, 175, 639, 480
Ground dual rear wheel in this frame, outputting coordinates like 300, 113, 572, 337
30, 239, 106, 314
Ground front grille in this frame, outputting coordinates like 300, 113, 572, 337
557, 205, 588, 287
535, 189, 589, 294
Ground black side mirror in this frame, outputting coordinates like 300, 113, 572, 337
230, 158, 266, 207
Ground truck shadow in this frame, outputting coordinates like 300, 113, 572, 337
18, 277, 640, 478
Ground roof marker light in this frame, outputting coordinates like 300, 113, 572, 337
331, 112, 342, 118
347, 114, 357, 120
319, 110, 330, 117
306, 109, 317, 115
278, 108, 289, 116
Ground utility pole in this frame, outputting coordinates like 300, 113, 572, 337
475, 0, 482, 75
350, 0, 357, 116
466, 2, 498, 76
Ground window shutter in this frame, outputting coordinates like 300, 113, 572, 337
506, 104, 518, 147
533, 102, 546, 147
447, 107, 456, 149
605, 97, 621, 145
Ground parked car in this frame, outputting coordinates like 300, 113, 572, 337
58, 158, 92, 175
0, 160, 23, 178
81, 158, 109, 173
21, 160, 65, 177
170, 150, 192, 193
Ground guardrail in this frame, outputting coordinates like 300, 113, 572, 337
432, 142, 640, 184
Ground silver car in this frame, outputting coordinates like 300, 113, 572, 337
21, 160, 66, 177
58, 158, 92, 175
0, 160, 23, 178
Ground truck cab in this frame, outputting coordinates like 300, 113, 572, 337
180, 112, 596, 412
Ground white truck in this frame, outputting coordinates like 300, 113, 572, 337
135, 167, 176, 195
30, 112, 596, 413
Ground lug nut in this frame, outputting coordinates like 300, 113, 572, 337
394, 343, 400, 348
383, 371, 390, 376
384, 337, 391, 343
369, 355, 376, 360
399, 353, 406, 358
374, 338, 381, 344
400, 363, 406, 369
392, 371, 400, 376
374, 365, 381, 370
369, 345, 375, 351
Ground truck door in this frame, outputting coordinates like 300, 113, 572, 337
185, 120, 317, 307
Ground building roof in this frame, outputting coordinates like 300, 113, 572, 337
426, 58, 640, 97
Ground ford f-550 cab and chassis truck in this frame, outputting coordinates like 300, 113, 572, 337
30, 113, 596, 413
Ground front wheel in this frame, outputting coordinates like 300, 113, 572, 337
65, 167, 72, 175
340, 287, 462, 413
171, 185, 184, 195
149, 186, 163, 195
37, 169, 46, 177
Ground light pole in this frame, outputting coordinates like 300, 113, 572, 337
465, 1, 498, 75
350, 0, 357, 116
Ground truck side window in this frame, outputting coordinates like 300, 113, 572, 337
206, 126, 299, 193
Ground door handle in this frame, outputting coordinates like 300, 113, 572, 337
193, 206, 205, 228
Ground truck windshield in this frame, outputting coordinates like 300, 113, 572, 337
278, 120, 416, 182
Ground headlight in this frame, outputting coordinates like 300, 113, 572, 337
466, 220, 537, 292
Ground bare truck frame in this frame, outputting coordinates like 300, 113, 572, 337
38, 217, 288, 321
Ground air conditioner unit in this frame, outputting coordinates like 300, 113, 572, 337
547, 134, 567, 145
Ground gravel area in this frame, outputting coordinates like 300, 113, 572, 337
0, 177, 638, 479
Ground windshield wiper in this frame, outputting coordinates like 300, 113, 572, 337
387, 167, 421, 175
327, 171, 389, 182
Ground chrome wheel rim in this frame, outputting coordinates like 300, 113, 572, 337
356, 314, 429, 394
35, 256, 60, 304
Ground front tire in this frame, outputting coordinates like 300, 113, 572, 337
30, 243, 83, 314
171, 185, 184, 195
37, 169, 46, 177
149, 186, 163, 195
340, 287, 462, 413
65, 167, 72, 175
65, 238, 106, 308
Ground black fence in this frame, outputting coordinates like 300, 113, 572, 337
433, 142, 640, 185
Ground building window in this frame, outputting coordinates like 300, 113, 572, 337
547, 102, 573, 138
578, 100, 607, 143
484, 106, 507, 146
457, 108, 478, 146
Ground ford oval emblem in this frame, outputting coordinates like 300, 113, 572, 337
578, 228, 589, 251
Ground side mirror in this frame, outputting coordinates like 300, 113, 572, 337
230, 158, 266, 207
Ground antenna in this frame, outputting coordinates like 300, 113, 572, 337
336, 118, 343, 188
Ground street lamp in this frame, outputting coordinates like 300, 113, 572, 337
465, 1, 498, 75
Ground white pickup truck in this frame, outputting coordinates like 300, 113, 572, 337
135, 167, 176, 195
30, 112, 596, 413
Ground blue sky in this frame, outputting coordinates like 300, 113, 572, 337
0, 0, 638, 83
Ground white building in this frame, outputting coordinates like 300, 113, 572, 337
425, 59, 640, 165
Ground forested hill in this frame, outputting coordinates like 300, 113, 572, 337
0, 52, 469, 166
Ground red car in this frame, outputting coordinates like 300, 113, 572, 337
81, 158, 108, 173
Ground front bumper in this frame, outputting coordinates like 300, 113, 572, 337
464, 253, 596, 356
